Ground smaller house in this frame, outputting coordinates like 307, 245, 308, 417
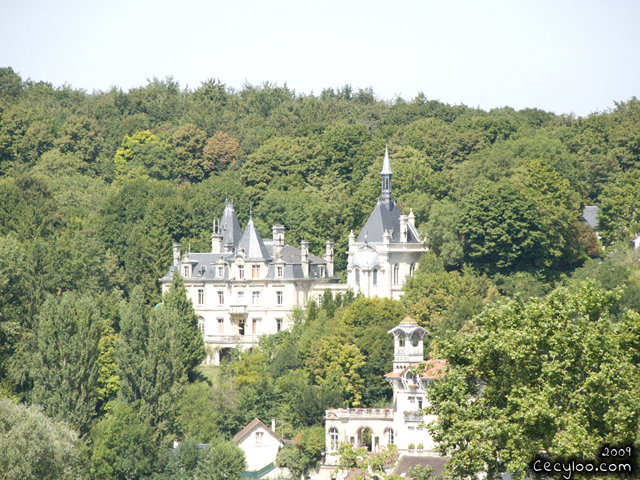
233, 418, 289, 479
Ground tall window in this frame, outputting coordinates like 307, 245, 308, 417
197, 289, 204, 306
355, 268, 360, 286
276, 291, 283, 306
276, 266, 283, 278
276, 318, 283, 333
239, 321, 245, 335
238, 291, 245, 304
183, 266, 190, 277
252, 264, 261, 278
373, 269, 378, 286
217, 291, 224, 305
319, 266, 326, 277
252, 318, 260, 335
255, 431, 264, 445
385, 428, 394, 445
393, 264, 399, 285
329, 427, 339, 452
399, 336, 405, 347
217, 318, 224, 334
252, 291, 260, 305
217, 266, 224, 277
412, 334, 419, 347
409, 263, 416, 277
198, 317, 205, 335
238, 264, 244, 279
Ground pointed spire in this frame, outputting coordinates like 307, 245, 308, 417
381, 145, 393, 204
381, 144, 392, 175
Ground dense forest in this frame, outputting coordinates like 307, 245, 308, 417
2, 65, 640, 479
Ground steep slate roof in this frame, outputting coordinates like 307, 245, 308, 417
233, 418, 285, 444
356, 200, 420, 244
237, 218, 271, 261
220, 201, 243, 248
582, 206, 599, 229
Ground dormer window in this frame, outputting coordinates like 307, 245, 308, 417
217, 266, 224, 277
238, 265, 244, 279
183, 266, 190, 277
276, 266, 283, 278
319, 266, 326, 277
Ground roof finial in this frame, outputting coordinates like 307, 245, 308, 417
381, 144, 392, 175
188, 242, 191, 255
249, 202, 253, 220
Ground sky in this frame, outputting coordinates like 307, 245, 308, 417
1, 0, 639, 117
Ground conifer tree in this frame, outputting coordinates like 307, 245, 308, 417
27, 292, 102, 437
116, 286, 185, 441
163, 273, 205, 381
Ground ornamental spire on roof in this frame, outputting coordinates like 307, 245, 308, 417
381, 144, 392, 175
381, 145, 393, 204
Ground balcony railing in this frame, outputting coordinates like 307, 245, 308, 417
203, 334, 261, 345
325, 408, 393, 419
403, 411, 424, 422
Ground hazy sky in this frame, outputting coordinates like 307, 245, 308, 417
2, 0, 639, 117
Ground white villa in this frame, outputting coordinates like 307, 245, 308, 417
319, 315, 446, 478
160, 147, 428, 363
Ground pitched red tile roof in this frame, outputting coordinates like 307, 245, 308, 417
384, 360, 447, 380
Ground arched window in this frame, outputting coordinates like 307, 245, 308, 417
372, 269, 378, 286
411, 334, 419, 347
385, 428, 394, 445
409, 263, 416, 277
355, 268, 360, 286
398, 335, 405, 347
329, 427, 339, 452
393, 264, 399, 285
198, 316, 205, 335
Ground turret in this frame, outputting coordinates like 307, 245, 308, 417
388, 316, 428, 372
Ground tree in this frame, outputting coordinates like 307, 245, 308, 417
203, 131, 239, 173
0, 398, 80, 480
90, 401, 156, 480
427, 281, 640, 479
171, 123, 208, 182
116, 287, 185, 441
598, 169, 640, 246
334, 443, 400, 480
55, 115, 103, 164
194, 438, 246, 480
25, 292, 102, 436
163, 273, 206, 381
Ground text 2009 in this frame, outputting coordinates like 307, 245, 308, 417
601, 447, 632, 457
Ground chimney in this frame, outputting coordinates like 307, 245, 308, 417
324, 240, 334, 277
400, 215, 408, 243
211, 220, 223, 253
173, 243, 181, 266
272, 225, 285, 257
271, 418, 276, 432
383, 230, 390, 244
301, 240, 310, 278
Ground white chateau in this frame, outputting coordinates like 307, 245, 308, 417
320, 316, 445, 478
160, 147, 428, 363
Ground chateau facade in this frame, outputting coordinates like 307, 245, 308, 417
160, 147, 427, 363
